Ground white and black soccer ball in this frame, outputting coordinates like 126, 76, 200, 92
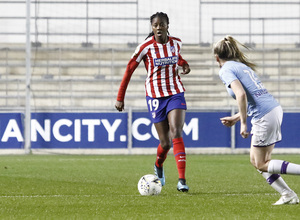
137, 174, 162, 196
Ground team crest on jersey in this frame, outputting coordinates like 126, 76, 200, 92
170, 46, 175, 53
154, 56, 178, 67
152, 112, 156, 119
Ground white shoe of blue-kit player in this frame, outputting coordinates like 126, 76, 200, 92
273, 191, 299, 205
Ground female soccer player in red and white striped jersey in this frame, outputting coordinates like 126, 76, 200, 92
115, 12, 190, 192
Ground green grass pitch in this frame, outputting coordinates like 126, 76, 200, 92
0, 154, 299, 219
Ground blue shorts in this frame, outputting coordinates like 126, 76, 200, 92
146, 92, 187, 123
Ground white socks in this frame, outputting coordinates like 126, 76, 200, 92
268, 159, 300, 175
258, 159, 300, 196
260, 171, 292, 195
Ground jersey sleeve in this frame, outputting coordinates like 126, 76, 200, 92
131, 42, 147, 62
116, 58, 140, 102
117, 40, 149, 102
177, 54, 188, 66
172, 37, 188, 67
219, 67, 238, 88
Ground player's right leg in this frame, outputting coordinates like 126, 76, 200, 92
258, 171, 299, 205
251, 144, 299, 205
153, 120, 171, 186
154, 143, 169, 186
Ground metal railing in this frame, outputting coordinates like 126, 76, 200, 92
212, 17, 300, 48
200, 0, 300, 45
0, 0, 300, 111
1, 46, 300, 110
0, 0, 148, 45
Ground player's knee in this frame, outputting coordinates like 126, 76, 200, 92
250, 161, 260, 170
252, 161, 268, 172
169, 127, 182, 139
250, 155, 269, 172
160, 140, 171, 150
250, 158, 256, 167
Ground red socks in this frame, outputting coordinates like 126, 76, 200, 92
155, 138, 186, 180
173, 137, 186, 180
155, 144, 169, 168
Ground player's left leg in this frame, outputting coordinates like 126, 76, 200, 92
268, 159, 300, 175
168, 109, 189, 192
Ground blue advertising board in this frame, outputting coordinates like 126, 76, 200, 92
0, 113, 24, 149
234, 116, 252, 148
0, 112, 299, 150
132, 111, 231, 148
277, 113, 300, 148
31, 112, 128, 149
234, 113, 300, 148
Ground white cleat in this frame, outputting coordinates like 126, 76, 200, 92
273, 191, 299, 205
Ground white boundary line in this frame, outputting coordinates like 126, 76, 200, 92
0, 192, 278, 198
0, 147, 299, 155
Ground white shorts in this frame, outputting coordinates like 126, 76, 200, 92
251, 105, 283, 147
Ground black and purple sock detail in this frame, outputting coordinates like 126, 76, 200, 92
267, 174, 280, 185
281, 161, 289, 174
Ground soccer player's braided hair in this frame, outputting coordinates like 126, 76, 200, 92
145, 12, 170, 40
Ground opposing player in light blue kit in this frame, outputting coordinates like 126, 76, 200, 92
213, 35, 300, 205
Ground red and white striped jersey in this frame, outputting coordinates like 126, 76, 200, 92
117, 36, 188, 101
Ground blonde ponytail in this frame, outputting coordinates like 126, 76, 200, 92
214, 35, 257, 71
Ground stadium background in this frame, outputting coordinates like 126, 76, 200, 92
0, 0, 300, 154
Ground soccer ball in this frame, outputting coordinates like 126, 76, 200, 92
137, 174, 162, 196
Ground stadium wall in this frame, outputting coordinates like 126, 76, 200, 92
1, 110, 300, 155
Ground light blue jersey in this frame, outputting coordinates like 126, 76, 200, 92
219, 61, 279, 119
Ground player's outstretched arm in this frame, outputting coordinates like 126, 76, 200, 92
220, 113, 240, 127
